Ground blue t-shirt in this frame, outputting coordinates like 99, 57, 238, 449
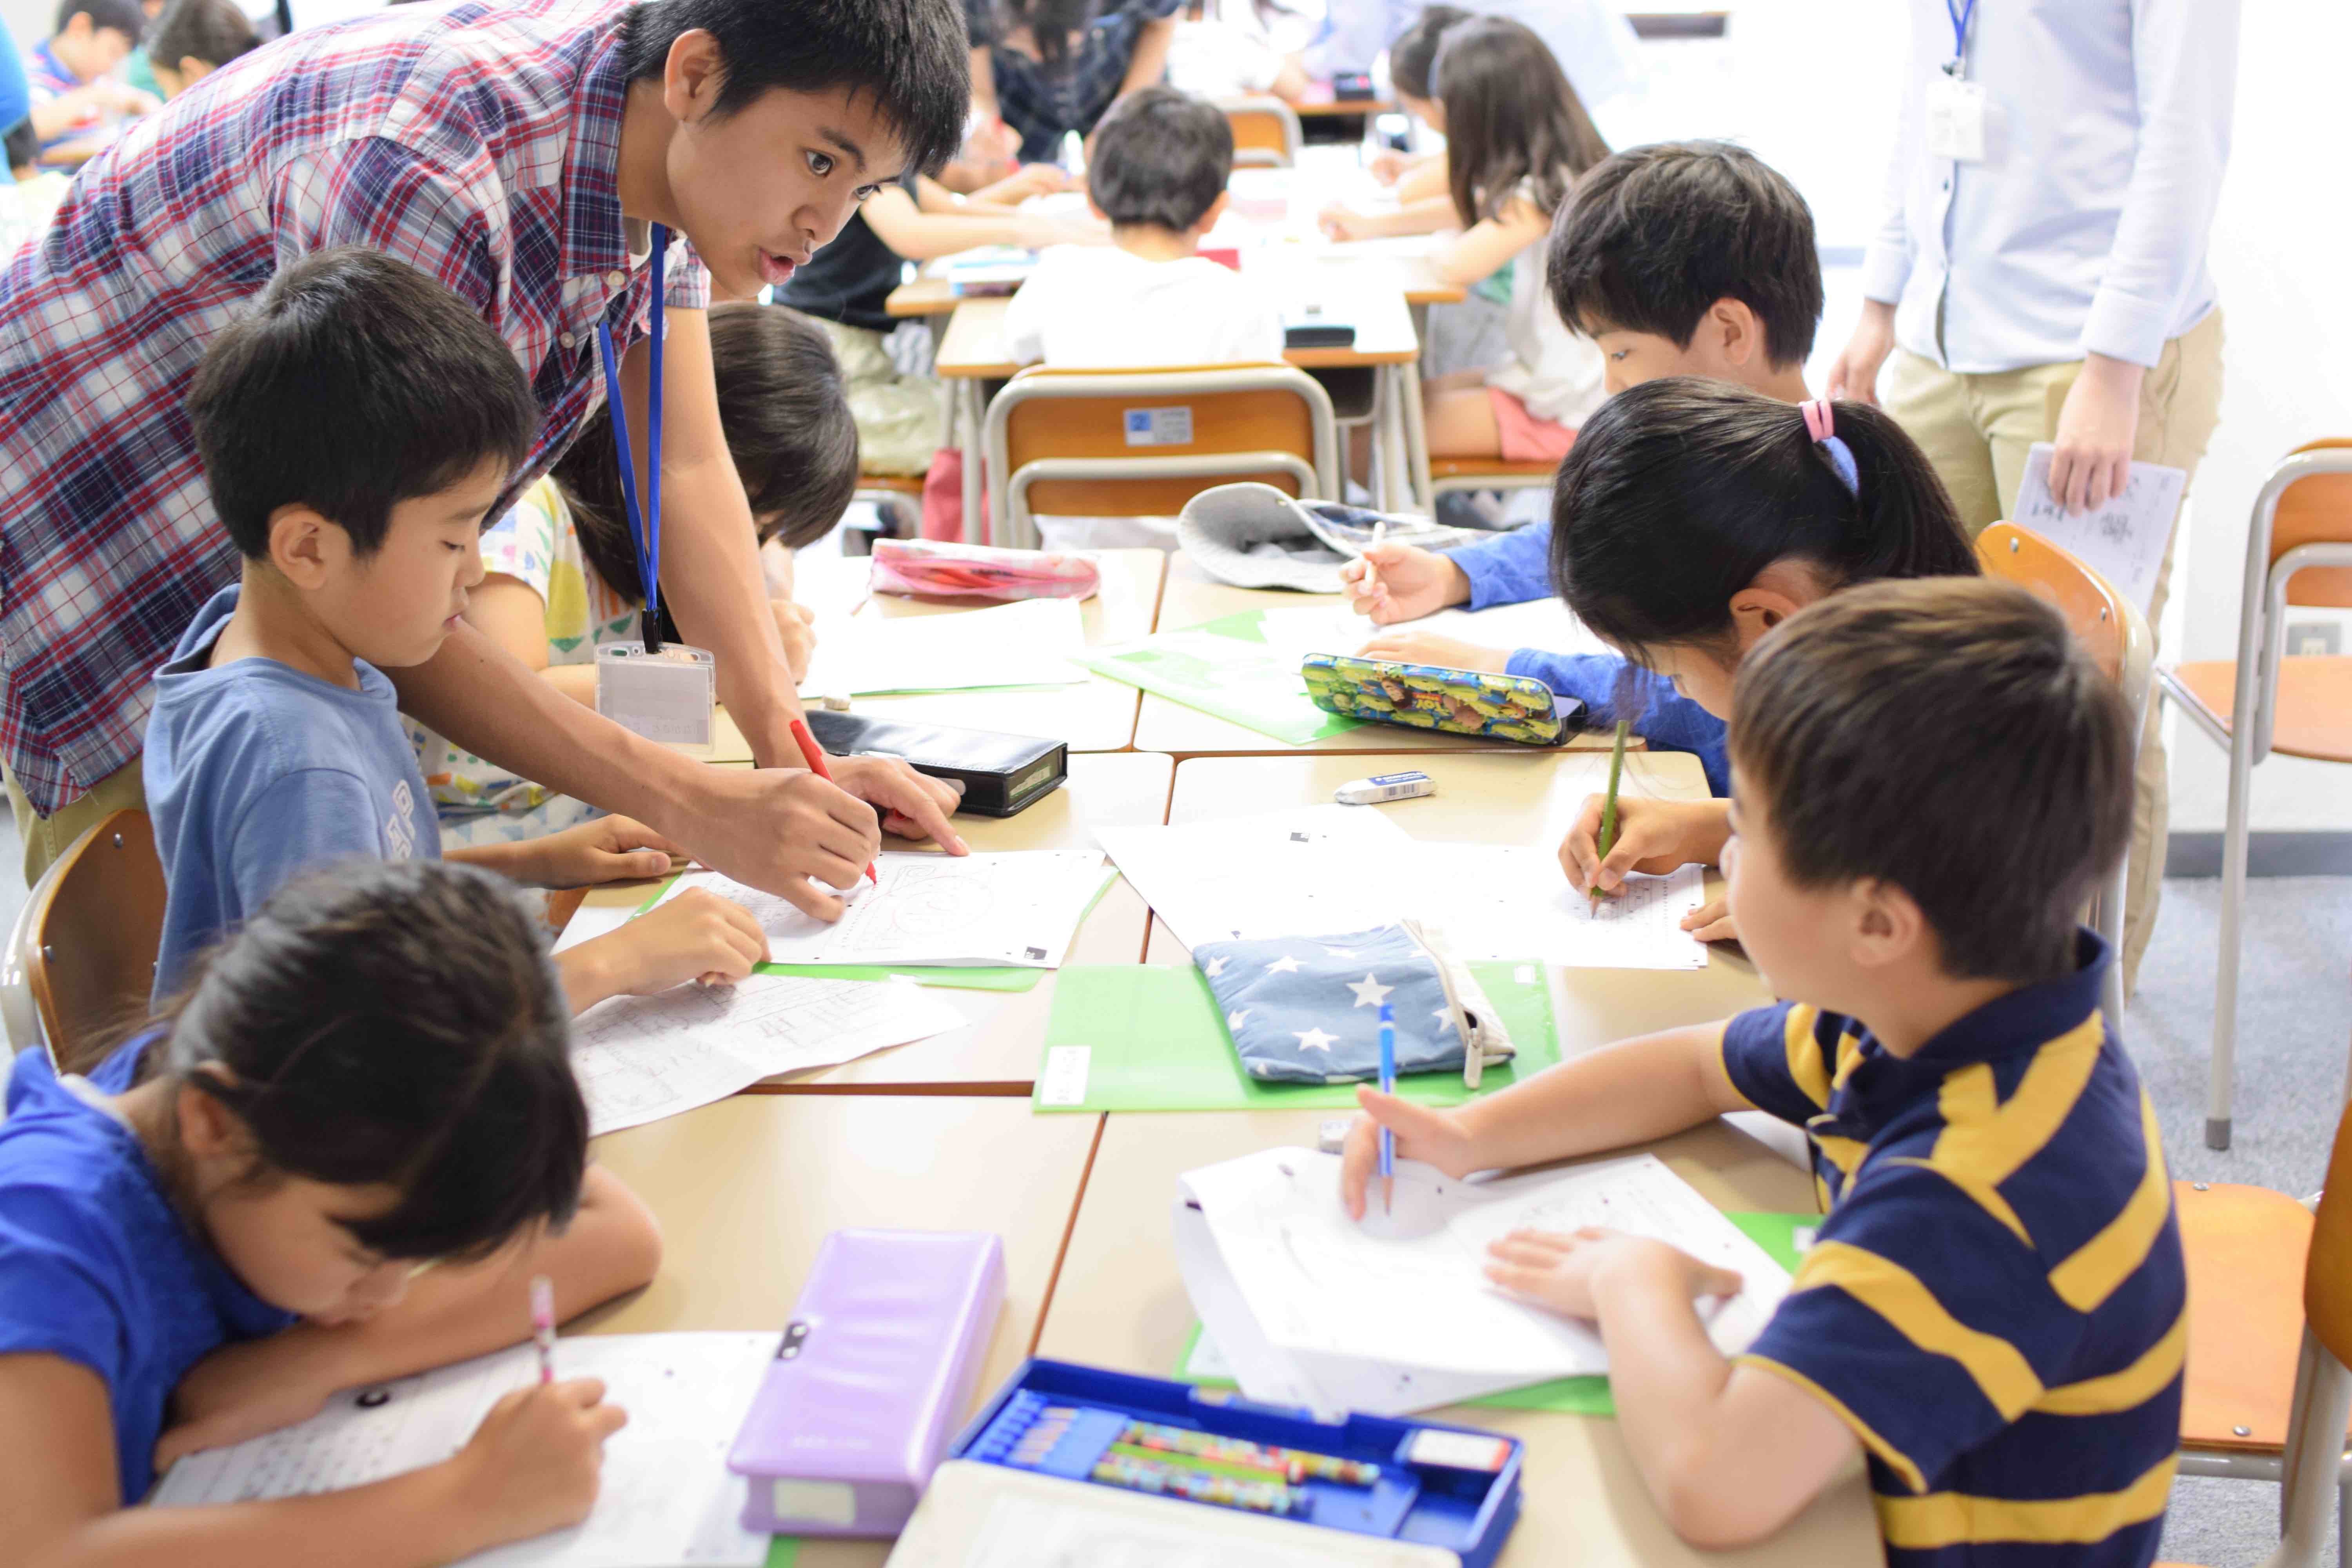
144, 584, 439, 997
0, 1037, 299, 1503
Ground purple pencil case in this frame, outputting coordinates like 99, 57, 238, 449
726, 1228, 1005, 1537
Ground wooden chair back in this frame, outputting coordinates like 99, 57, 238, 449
2274, 437, 2352, 610
2304, 1093, 2352, 1368
16, 810, 166, 1074
1221, 99, 1301, 166
1977, 522, 2127, 683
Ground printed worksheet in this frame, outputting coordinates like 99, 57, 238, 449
797, 595, 1085, 698
650, 851, 1108, 967
152, 1334, 776, 1568
2012, 442, 2187, 615
571, 974, 966, 1135
1425, 848, 1709, 969
1175, 1149, 1789, 1413
1095, 807, 1417, 949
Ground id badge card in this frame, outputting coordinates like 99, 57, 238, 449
1925, 73, 1987, 163
595, 642, 715, 754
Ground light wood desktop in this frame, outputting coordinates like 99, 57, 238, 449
1134, 554, 1631, 759
1034, 1107, 1881, 1568
886, 253, 1463, 318
709, 548, 1168, 762
1148, 751, 1777, 1050
934, 292, 1422, 378
557, 752, 1171, 1093
579, 1094, 1103, 1568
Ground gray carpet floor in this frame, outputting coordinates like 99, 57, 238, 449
0, 805, 2342, 1560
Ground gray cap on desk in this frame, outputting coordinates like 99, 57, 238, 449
1175, 484, 1482, 593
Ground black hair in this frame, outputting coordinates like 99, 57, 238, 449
1733, 579, 2136, 984
187, 249, 537, 559
1546, 141, 1822, 366
1086, 86, 1232, 234
149, 0, 257, 73
556, 301, 859, 599
151, 859, 586, 1262
1435, 16, 1608, 227
56, 0, 146, 41
618, 0, 971, 177
1388, 4, 1469, 102
992, 0, 1096, 76
1548, 378, 1978, 665
4, 119, 36, 175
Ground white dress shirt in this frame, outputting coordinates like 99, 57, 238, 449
1302, 0, 1644, 113
1862, 0, 2238, 374
1003, 246, 1287, 368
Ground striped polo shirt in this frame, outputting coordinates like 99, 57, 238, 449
1719, 930, 2182, 1568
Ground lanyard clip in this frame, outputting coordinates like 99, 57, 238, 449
640, 605, 666, 655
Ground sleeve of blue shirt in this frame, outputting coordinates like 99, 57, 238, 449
1716, 1002, 1833, 1125
225, 769, 392, 928
1500, 650, 1730, 796
0, 1183, 132, 1410
1439, 524, 1553, 612
0, 20, 30, 144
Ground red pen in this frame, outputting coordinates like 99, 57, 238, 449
788, 716, 879, 886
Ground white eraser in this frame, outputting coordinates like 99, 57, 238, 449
1335, 770, 1435, 806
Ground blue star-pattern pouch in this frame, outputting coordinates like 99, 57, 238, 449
1192, 922, 1518, 1085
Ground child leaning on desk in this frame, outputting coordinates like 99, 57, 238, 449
147, 249, 769, 1012
0, 859, 663, 1566
1343, 579, 2183, 1563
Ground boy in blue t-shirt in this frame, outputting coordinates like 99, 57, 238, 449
1343, 579, 2181, 1566
148, 248, 767, 1005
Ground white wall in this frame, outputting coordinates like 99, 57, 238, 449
4, 0, 54, 54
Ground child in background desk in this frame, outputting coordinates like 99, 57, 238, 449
1342, 580, 2180, 1565
1316, 17, 1608, 468
412, 302, 855, 847
20, 0, 156, 166
1344, 139, 1824, 654
149, 249, 769, 1008
1358, 8, 1466, 214
0, 858, 664, 1566
142, 0, 253, 98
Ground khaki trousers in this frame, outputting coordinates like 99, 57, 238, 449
1882, 309, 2227, 996
809, 316, 947, 477
6, 755, 149, 888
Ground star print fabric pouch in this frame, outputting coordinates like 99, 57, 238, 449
1192, 922, 1517, 1085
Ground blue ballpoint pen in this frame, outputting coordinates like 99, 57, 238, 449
1378, 1002, 1396, 1214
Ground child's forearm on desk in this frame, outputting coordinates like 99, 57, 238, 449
1455, 1022, 1743, 1170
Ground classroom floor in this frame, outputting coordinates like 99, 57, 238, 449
2, 790, 2344, 1558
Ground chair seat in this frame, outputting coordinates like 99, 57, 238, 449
855, 474, 927, 496
2170, 656, 2352, 762
2178, 1180, 2325, 1453
1428, 457, 1559, 479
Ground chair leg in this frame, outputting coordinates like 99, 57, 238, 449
2209, 715, 2257, 1150
2337, 1470, 2348, 1568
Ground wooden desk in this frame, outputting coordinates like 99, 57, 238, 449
1134, 557, 1630, 759
557, 751, 1171, 1093
934, 292, 1421, 377
1151, 751, 1774, 1053
885, 252, 1463, 317
1036, 1107, 1881, 1568
710, 548, 1166, 761
581, 1094, 1102, 1568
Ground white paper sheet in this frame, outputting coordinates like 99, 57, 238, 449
797, 596, 1085, 698
153, 1334, 775, 1568
1175, 1149, 1789, 1414
1416, 598, 1613, 661
1426, 849, 1709, 969
572, 974, 967, 1135
2011, 442, 2188, 615
651, 851, 1109, 967
1094, 807, 1416, 947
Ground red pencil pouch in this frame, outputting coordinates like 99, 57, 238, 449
868, 539, 1100, 603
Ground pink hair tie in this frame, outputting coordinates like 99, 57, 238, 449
1799, 399, 1860, 497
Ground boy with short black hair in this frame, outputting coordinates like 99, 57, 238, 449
1344, 577, 2180, 1564
22, 0, 154, 162
151, 248, 767, 1007
1004, 85, 1282, 369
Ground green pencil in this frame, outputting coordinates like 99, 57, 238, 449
1592, 719, 1631, 902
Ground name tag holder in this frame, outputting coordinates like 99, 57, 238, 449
590, 223, 717, 751
1923, 0, 1985, 165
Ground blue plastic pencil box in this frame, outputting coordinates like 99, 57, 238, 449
941, 1357, 1524, 1567
1301, 653, 1588, 746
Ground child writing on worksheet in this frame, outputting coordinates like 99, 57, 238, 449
1359, 7, 1468, 214
1341, 579, 2181, 1564
147, 248, 768, 1008
411, 301, 859, 847
1343, 140, 1825, 651
0, 857, 664, 1564
1318, 16, 1609, 465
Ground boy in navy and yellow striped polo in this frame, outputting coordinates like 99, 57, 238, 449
1339, 579, 2175, 1564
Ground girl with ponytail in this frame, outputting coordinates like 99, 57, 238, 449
1539, 378, 1978, 940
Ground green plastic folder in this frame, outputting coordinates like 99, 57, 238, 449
1174, 1211, 1816, 1418
1033, 962, 1559, 1113
1080, 611, 1364, 746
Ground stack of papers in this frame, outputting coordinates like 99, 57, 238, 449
652, 850, 1110, 968
1095, 808, 1708, 970
153, 1334, 778, 1567
797, 595, 1085, 698
1174, 1149, 1790, 1415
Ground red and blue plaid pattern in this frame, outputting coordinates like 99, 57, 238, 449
0, 0, 708, 814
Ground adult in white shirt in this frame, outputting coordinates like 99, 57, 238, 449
1300, 0, 1642, 114
1825, 0, 2236, 995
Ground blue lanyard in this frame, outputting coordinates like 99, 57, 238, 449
594, 223, 669, 653
1943, 0, 1976, 65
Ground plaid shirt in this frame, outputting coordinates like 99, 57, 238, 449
967, 0, 1181, 163
0, 0, 708, 814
